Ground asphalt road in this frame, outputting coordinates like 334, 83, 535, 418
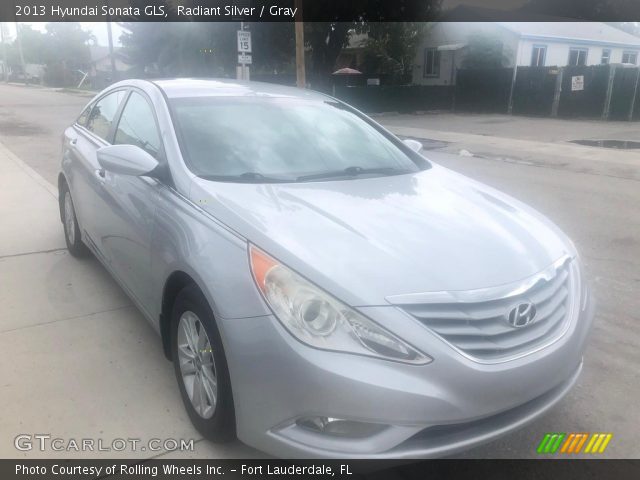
0, 85, 90, 186
0, 83, 638, 458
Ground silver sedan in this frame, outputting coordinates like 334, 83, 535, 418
58, 79, 594, 458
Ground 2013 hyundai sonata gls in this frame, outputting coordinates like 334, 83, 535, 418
58, 78, 594, 458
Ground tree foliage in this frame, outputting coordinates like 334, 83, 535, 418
44, 23, 93, 85
113, 1, 445, 87
120, 22, 296, 77
461, 32, 511, 69
304, 22, 353, 87
358, 23, 427, 82
0, 23, 92, 85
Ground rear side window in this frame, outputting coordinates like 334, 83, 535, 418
86, 90, 127, 141
114, 92, 161, 158
76, 105, 91, 126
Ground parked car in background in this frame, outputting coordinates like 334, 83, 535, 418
58, 79, 594, 458
8, 63, 44, 84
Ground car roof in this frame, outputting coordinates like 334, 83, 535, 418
150, 78, 329, 101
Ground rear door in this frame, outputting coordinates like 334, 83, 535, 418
65, 89, 128, 251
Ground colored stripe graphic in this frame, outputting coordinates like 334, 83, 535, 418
537, 433, 552, 453
539, 433, 612, 454
560, 433, 574, 453
573, 433, 589, 453
537, 433, 566, 453
598, 434, 613, 453
549, 433, 565, 453
585, 433, 613, 454
584, 434, 598, 453
569, 433, 587, 453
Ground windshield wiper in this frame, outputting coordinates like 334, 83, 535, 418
296, 166, 412, 182
200, 172, 291, 183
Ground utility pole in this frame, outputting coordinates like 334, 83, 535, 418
14, 22, 27, 85
294, 0, 305, 88
628, 68, 640, 122
602, 64, 617, 121
551, 67, 564, 117
0, 23, 9, 82
507, 42, 523, 114
106, 21, 117, 82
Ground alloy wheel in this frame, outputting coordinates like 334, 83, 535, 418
177, 311, 218, 419
64, 191, 76, 245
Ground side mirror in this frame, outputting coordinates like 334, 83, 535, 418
97, 145, 159, 177
403, 138, 423, 153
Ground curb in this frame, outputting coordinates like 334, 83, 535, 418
0, 141, 58, 198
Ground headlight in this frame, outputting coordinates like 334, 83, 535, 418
249, 245, 431, 365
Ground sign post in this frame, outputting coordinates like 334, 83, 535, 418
294, 0, 305, 88
237, 26, 252, 81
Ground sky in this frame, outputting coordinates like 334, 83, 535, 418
4, 22, 126, 47
83, 22, 126, 46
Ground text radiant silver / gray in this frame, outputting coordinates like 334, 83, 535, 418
58, 78, 594, 458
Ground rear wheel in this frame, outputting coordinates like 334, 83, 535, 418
171, 285, 235, 442
60, 184, 89, 258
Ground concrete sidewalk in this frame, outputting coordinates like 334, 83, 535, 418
0, 141, 263, 459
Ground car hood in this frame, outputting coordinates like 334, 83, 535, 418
189, 164, 573, 307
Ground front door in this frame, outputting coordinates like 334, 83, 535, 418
91, 90, 164, 314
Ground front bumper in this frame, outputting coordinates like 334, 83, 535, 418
218, 288, 594, 459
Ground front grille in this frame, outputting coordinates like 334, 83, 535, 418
397, 258, 575, 361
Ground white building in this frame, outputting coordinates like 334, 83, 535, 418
413, 22, 640, 86
89, 46, 134, 77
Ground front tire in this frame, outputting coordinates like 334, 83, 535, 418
60, 184, 89, 258
171, 285, 236, 442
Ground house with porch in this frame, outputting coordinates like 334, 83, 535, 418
413, 22, 640, 86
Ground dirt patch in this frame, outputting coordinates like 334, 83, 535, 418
479, 118, 511, 124
0, 119, 47, 136
611, 236, 639, 247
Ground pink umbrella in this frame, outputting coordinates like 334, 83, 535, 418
332, 67, 363, 75
331, 68, 363, 95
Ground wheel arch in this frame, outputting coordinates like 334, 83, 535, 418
160, 270, 204, 361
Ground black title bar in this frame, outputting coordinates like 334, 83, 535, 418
5, 0, 438, 22
2, 459, 640, 480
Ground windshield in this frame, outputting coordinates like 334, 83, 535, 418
169, 97, 423, 182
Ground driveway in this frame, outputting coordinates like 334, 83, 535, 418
0, 84, 638, 458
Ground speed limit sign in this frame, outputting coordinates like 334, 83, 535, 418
237, 31, 252, 53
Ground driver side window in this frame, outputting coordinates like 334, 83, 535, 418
114, 92, 162, 159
